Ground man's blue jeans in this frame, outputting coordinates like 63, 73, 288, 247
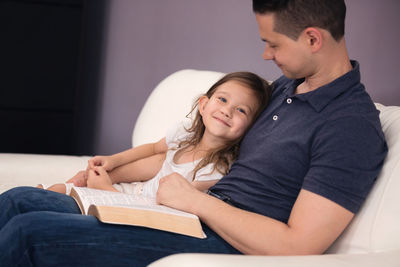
0, 187, 240, 266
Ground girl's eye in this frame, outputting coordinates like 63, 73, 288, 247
237, 108, 247, 115
218, 97, 227, 103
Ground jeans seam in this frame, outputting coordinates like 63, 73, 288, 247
6, 193, 19, 223
27, 243, 181, 266
31, 241, 186, 252
17, 248, 33, 267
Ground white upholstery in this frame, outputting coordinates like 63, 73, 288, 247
148, 250, 400, 267
132, 69, 225, 147
0, 153, 90, 193
1, 69, 399, 266
327, 103, 400, 254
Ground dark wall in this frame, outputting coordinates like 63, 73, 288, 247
0, 0, 107, 155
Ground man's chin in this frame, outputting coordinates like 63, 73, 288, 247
281, 69, 302, 80
281, 70, 295, 79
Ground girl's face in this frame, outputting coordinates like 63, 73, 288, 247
199, 80, 259, 144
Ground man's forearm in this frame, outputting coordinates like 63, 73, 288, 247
157, 173, 353, 255
187, 190, 353, 255
191, 192, 292, 255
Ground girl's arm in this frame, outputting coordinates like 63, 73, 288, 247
108, 153, 166, 184
63, 138, 168, 186
88, 137, 168, 172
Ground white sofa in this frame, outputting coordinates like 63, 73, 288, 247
1, 70, 399, 266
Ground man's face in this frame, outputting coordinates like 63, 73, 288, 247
255, 13, 312, 79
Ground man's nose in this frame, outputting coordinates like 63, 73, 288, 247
262, 45, 274, 60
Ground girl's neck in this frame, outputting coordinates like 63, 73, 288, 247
174, 144, 207, 164
174, 135, 226, 164
197, 133, 227, 152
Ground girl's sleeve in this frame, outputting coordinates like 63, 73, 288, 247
165, 120, 192, 149
194, 165, 224, 181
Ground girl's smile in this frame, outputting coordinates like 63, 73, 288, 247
198, 80, 259, 146
212, 115, 231, 127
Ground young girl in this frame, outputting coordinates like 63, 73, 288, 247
40, 72, 271, 197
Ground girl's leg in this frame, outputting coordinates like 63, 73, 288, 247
0, 186, 80, 230
65, 170, 87, 186
0, 211, 240, 267
44, 183, 68, 194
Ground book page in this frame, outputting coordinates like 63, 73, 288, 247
71, 187, 198, 219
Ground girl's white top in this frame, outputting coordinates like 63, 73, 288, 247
113, 122, 224, 198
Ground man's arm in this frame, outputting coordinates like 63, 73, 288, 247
191, 179, 219, 192
157, 173, 353, 255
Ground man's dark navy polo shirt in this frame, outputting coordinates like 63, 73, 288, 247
210, 61, 388, 223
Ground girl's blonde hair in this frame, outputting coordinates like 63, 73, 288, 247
174, 71, 272, 180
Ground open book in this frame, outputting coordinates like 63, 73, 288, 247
70, 187, 206, 239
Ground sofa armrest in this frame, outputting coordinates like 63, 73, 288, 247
0, 153, 91, 193
148, 249, 400, 267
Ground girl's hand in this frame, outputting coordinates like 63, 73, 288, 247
88, 155, 116, 171
156, 172, 202, 214
86, 166, 118, 192
65, 170, 87, 187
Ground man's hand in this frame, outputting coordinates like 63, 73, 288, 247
156, 172, 202, 213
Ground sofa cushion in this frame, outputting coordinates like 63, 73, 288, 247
0, 153, 90, 194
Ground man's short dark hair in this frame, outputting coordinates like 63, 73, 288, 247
252, 0, 346, 41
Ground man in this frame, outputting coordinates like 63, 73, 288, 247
0, 0, 387, 265
158, 0, 387, 255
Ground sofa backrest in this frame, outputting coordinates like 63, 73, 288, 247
132, 69, 400, 254
327, 103, 400, 254
133, 69, 225, 146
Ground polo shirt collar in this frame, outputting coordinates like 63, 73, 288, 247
285, 60, 361, 113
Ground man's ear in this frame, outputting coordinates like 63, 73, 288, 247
302, 27, 323, 53
198, 95, 209, 115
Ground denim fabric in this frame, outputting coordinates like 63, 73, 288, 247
0, 187, 240, 266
